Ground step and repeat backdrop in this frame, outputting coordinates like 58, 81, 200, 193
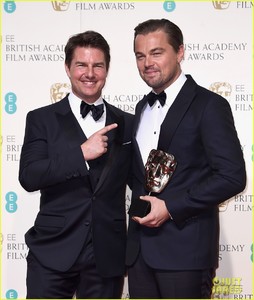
1, 1, 253, 299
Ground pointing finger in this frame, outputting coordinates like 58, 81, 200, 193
97, 123, 118, 135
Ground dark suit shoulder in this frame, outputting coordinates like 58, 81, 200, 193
104, 101, 134, 119
185, 74, 229, 105
28, 96, 69, 116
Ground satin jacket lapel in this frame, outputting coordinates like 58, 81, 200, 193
93, 101, 124, 194
133, 97, 147, 177
158, 75, 197, 151
55, 97, 86, 147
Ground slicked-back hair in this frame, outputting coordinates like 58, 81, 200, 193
65, 30, 110, 71
134, 18, 183, 53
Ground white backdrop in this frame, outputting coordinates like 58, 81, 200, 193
1, 1, 253, 299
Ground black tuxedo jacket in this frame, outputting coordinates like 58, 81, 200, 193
19, 96, 133, 277
126, 75, 246, 270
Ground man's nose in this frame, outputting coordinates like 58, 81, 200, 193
144, 55, 153, 67
86, 66, 95, 77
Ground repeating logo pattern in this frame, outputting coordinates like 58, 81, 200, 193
5, 93, 17, 114
212, 1, 231, 10
163, 1, 176, 12
4, 1, 16, 13
209, 82, 232, 101
2, 1, 252, 299
51, 1, 70, 11
50, 83, 71, 103
5, 192, 18, 213
6, 290, 18, 299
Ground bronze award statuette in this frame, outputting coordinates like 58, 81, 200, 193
128, 149, 177, 218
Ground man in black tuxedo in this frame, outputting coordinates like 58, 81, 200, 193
126, 19, 246, 299
19, 31, 133, 299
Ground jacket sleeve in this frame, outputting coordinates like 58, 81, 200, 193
167, 94, 246, 228
19, 110, 89, 192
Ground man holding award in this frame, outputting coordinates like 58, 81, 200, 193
126, 19, 246, 299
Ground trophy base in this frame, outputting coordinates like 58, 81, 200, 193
128, 199, 151, 218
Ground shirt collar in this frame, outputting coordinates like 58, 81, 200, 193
68, 92, 104, 118
163, 72, 187, 107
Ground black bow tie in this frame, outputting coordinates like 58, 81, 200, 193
146, 91, 166, 107
80, 101, 104, 121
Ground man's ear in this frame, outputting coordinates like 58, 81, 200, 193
177, 44, 184, 63
65, 64, 71, 78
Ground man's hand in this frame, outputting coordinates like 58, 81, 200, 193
81, 123, 118, 160
132, 195, 171, 227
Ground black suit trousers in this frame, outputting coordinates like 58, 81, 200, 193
26, 239, 124, 299
128, 251, 215, 299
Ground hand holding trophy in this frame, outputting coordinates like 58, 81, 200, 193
128, 149, 177, 218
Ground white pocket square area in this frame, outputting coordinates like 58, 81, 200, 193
122, 141, 132, 145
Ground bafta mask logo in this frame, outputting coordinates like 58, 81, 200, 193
50, 83, 70, 103
212, 1, 231, 9
145, 149, 177, 193
128, 149, 177, 217
51, 1, 70, 11
209, 82, 232, 101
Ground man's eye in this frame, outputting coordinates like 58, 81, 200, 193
136, 55, 144, 60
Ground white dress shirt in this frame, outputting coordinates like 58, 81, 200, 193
68, 92, 106, 138
68, 92, 106, 168
136, 72, 187, 165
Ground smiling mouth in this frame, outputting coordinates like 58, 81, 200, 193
145, 69, 157, 75
82, 81, 96, 86
144, 71, 160, 80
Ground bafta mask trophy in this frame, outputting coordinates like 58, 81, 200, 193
128, 149, 177, 217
